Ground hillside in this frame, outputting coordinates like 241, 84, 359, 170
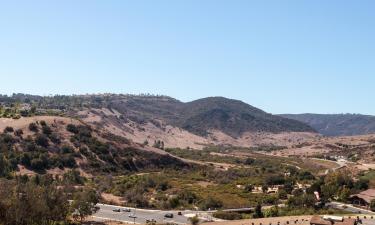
0, 94, 317, 149
280, 113, 375, 136
102, 96, 316, 137
0, 116, 188, 177
176, 97, 315, 137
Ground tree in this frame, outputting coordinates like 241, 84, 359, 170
278, 189, 288, 200
199, 197, 223, 211
262, 185, 268, 193
28, 122, 39, 132
253, 204, 264, 218
42, 125, 52, 135
245, 184, 254, 192
3, 126, 14, 133
0, 180, 69, 225
35, 134, 49, 147
339, 187, 351, 202
264, 206, 279, 217
71, 188, 99, 222
370, 199, 375, 212
189, 216, 200, 225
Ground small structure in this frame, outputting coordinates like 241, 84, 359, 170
251, 185, 282, 194
350, 189, 375, 208
310, 216, 356, 225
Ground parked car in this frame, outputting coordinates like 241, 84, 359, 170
122, 208, 131, 212
164, 213, 174, 218
129, 214, 137, 218
177, 212, 182, 216
112, 209, 121, 212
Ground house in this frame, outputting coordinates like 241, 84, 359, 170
310, 216, 356, 225
296, 182, 312, 189
251, 185, 282, 194
350, 189, 375, 208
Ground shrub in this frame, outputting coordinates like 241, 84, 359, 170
3, 126, 14, 133
199, 197, 223, 210
35, 134, 49, 147
188, 216, 200, 225
370, 199, 375, 212
66, 124, 79, 134
14, 129, 23, 136
213, 211, 242, 220
42, 125, 52, 135
49, 133, 61, 144
40, 120, 47, 126
29, 122, 39, 132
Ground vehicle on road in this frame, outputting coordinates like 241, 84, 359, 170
146, 219, 156, 223
112, 209, 121, 212
164, 213, 174, 218
129, 214, 137, 218
178, 212, 182, 216
122, 208, 131, 212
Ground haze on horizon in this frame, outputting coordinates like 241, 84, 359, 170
0, 0, 374, 115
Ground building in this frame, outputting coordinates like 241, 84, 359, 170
310, 216, 356, 225
350, 189, 375, 208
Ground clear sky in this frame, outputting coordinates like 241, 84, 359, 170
0, 1, 374, 115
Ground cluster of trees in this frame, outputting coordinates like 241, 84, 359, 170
66, 124, 188, 174
284, 171, 370, 211
0, 176, 99, 225
153, 140, 165, 149
0, 122, 78, 175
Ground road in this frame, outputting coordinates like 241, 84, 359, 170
327, 201, 375, 215
93, 204, 203, 224
92, 204, 285, 224
316, 158, 348, 175
93, 202, 375, 224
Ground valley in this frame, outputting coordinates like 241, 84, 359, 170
0, 94, 374, 225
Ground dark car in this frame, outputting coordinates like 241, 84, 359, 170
122, 208, 131, 212
164, 213, 174, 218
112, 209, 121, 212
177, 212, 182, 216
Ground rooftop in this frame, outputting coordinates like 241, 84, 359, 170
351, 189, 375, 204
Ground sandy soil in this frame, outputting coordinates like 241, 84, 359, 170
77, 108, 320, 150
101, 193, 125, 205
0, 115, 80, 137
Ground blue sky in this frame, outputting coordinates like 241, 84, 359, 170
0, 1, 374, 114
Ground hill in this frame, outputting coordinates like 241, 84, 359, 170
0, 94, 317, 148
176, 97, 315, 137
280, 113, 375, 136
0, 116, 188, 177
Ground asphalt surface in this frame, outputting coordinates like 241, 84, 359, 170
93, 204, 196, 224
93, 202, 374, 224
327, 202, 375, 215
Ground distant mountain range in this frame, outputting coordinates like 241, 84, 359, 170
3, 94, 375, 140
280, 113, 375, 136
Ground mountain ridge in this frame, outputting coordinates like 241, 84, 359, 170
280, 113, 375, 136
0, 93, 317, 148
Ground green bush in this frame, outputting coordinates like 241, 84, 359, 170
213, 211, 243, 220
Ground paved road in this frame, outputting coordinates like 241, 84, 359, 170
327, 201, 375, 215
92, 203, 287, 224
93, 204, 199, 224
